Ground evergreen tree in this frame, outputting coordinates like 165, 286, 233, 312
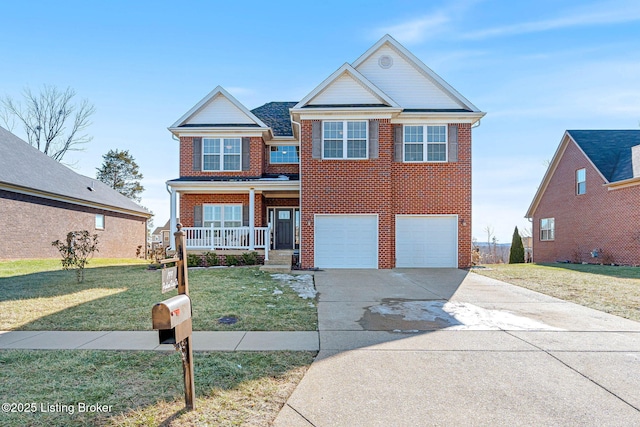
96, 149, 144, 201
509, 226, 525, 264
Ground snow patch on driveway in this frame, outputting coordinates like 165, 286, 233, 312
369, 300, 562, 331
271, 274, 317, 300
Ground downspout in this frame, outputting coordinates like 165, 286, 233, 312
290, 114, 302, 268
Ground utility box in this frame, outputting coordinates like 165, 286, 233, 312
152, 294, 192, 344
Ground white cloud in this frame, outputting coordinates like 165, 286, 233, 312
462, 0, 640, 39
378, 13, 451, 43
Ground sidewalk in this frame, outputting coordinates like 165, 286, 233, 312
0, 330, 319, 352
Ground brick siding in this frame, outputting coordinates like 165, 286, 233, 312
0, 190, 147, 259
532, 141, 640, 265
180, 193, 265, 227
300, 120, 472, 269
179, 136, 264, 177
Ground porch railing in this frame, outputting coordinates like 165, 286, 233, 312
183, 226, 271, 259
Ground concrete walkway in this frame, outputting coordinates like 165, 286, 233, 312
0, 330, 319, 351
274, 269, 640, 426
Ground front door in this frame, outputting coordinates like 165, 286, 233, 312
275, 209, 293, 249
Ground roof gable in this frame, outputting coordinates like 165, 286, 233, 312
170, 86, 268, 128
293, 63, 399, 109
353, 35, 479, 111
567, 130, 640, 182
0, 127, 149, 216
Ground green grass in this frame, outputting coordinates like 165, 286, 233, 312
474, 263, 640, 321
0, 260, 317, 331
0, 349, 315, 427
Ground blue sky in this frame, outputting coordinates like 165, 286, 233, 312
2, 0, 639, 243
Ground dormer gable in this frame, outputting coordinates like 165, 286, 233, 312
293, 63, 399, 110
169, 86, 269, 136
353, 35, 480, 112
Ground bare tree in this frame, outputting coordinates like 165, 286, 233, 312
1, 85, 95, 162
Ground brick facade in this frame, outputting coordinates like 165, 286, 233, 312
532, 140, 640, 265
180, 193, 265, 227
300, 120, 472, 269
179, 136, 264, 177
0, 190, 147, 259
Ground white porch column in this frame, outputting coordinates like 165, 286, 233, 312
169, 187, 178, 251
249, 188, 255, 249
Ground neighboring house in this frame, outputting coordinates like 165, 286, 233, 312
151, 220, 171, 249
0, 126, 151, 259
526, 130, 640, 265
167, 35, 485, 269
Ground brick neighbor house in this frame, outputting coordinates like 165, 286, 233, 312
0, 126, 151, 259
166, 35, 485, 269
526, 130, 640, 265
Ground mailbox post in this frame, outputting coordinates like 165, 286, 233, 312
152, 223, 195, 410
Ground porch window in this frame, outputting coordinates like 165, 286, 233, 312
203, 138, 241, 171
323, 121, 367, 159
270, 145, 299, 163
540, 218, 555, 241
576, 168, 586, 195
203, 205, 242, 228
404, 125, 447, 162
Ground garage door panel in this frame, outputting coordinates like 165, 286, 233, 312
396, 216, 457, 268
315, 215, 378, 269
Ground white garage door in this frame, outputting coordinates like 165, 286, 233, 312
315, 215, 378, 268
396, 215, 458, 268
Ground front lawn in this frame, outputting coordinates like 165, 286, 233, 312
0, 349, 315, 426
474, 263, 640, 321
0, 260, 317, 331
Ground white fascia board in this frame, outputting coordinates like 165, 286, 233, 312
293, 108, 400, 121
353, 35, 482, 113
167, 180, 300, 194
606, 176, 640, 190
169, 85, 269, 129
168, 127, 268, 138
293, 63, 400, 109
392, 111, 485, 124
0, 183, 152, 218
267, 139, 299, 146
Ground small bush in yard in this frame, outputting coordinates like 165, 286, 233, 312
225, 255, 240, 266
204, 251, 219, 267
241, 251, 259, 265
51, 231, 99, 282
187, 253, 202, 267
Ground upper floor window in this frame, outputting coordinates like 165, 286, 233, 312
203, 204, 242, 228
203, 138, 241, 171
323, 121, 367, 159
270, 145, 299, 164
576, 168, 586, 195
540, 218, 555, 241
404, 125, 447, 162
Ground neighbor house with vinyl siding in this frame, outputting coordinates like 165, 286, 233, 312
166, 35, 485, 269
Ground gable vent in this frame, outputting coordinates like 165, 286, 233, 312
378, 55, 393, 69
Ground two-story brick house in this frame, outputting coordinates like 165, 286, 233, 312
167, 35, 485, 269
526, 130, 640, 265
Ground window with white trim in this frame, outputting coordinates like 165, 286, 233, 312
576, 168, 586, 195
404, 125, 447, 162
95, 214, 105, 230
323, 121, 367, 159
203, 205, 242, 228
270, 145, 299, 163
203, 138, 241, 171
540, 218, 555, 241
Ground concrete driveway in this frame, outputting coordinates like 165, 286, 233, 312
274, 269, 640, 426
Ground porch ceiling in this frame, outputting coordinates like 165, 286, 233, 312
167, 179, 300, 194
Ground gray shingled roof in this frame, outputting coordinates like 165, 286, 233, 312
0, 126, 150, 216
251, 102, 297, 137
568, 130, 640, 183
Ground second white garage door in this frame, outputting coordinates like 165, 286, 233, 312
396, 215, 458, 268
314, 214, 378, 268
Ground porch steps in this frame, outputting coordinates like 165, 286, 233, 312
260, 250, 294, 274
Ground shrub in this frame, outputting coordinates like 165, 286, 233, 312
51, 231, 99, 283
187, 253, 202, 267
225, 254, 240, 266
204, 251, 219, 267
508, 226, 525, 264
241, 251, 259, 265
